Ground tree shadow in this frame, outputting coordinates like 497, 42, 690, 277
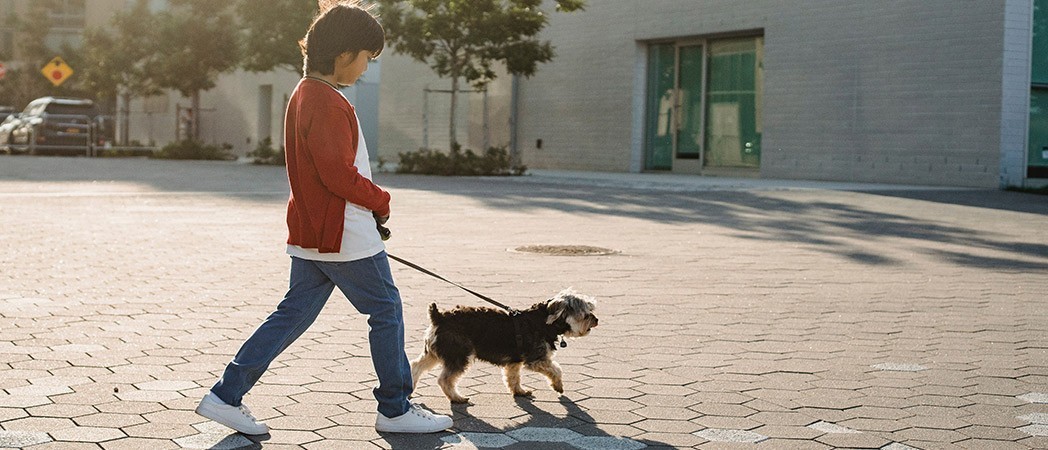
381, 176, 1048, 271
2, 157, 1043, 271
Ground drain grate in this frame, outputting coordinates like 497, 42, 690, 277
512, 245, 619, 256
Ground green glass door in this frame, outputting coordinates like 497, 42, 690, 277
645, 44, 676, 170
1030, 0, 1047, 177
645, 37, 762, 171
1031, 91, 1047, 177
705, 37, 762, 168
677, 45, 705, 159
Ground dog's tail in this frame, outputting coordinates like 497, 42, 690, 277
428, 303, 442, 323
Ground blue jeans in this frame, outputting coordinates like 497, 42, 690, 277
211, 252, 413, 418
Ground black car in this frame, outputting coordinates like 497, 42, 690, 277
8, 97, 104, 155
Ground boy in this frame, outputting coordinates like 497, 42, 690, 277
195, 1, 453, 435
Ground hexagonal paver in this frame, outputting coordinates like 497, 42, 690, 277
1021, 424, 1048, 437
807, 421, 860, 434
568, 436, 646, 450
872, 363, 927, 372
1019, 413, 1048, 424
882, 443, 920, 450
50, 426, 126, 443
0, 430, 52, 447
1018, 392, 1048, 404
693, 428, 768, 443
505, 427, 583, 442
172, 432, 257, 450
441, 432, 518, 448
135, 380, 199, 391
5, 384, 74, 397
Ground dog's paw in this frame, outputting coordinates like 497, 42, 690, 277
551, 382, 564, 394
513, 389, 534, 398
449, 396, 471, 404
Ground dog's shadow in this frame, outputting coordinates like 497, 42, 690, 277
378, 393, 671, 449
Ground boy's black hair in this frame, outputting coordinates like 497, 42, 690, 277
299, 1, 384, 76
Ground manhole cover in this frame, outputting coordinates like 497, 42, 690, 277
511, 245, 619, 256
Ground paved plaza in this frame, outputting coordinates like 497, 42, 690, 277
0, 156, 1046, 449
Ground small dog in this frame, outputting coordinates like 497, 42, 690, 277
410, 289, 598, 403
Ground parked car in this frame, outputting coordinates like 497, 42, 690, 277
0, 112, 24, 154
8, 97, 104, 155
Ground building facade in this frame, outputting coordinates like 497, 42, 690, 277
3, 1, 1044, 188
378, 0, 1047, 188
1, 0, 383, 157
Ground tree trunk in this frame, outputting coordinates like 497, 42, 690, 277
449, 75, 459, 150
118, 91, 131, 146
191, 90, 201, 142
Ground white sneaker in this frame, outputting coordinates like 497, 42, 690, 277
195, 392, 270, 435
375, 403, 453, 433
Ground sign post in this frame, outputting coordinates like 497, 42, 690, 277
41, 57, 74, 87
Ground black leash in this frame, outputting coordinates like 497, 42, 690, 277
379, 222, 564, 350
384, 252, 518, 314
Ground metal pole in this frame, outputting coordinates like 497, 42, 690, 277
482, 88, 489, 151
422, 86, 429, 150
509, 75, 520, 167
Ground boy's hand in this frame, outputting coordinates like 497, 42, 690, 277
374, 213, 389, 225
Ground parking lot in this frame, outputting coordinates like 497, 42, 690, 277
0, 156, 1046, 449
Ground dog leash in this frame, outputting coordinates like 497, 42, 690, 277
384, 253, 519, 314
379, 223, 565, 350
377, 223, 515, 312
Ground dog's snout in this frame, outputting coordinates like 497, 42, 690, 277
591, 316, 598, 327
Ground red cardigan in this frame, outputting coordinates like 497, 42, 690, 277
284, 79, 390, 253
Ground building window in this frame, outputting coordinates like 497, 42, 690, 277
644, 35, 764, 172
1030, 0, 1047, 178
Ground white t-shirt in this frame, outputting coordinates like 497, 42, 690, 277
286, 110, 385, 262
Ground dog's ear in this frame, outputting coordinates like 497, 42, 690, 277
546, 298, 565, 325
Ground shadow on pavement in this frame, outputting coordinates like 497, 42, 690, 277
861, 189, 1048, 215
373, 396, 670, 449
383, 176, 1048, 271
2, 157, 1043, 271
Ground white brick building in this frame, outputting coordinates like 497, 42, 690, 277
378, 0, 1047, 189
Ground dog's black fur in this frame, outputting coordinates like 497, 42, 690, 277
410, 289, 598, 403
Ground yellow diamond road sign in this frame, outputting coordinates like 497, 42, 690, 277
41, 56, 73, 87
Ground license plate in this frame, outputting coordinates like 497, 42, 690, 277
66, 128, 79, 133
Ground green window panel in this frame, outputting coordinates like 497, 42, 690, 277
1032, 0, 1048, 176
705, 38, 763, 168
677, 45, 705, 159
645, 43, 676, 171
1034, 0, 1047, 84
644, 36, 762, 171
1030, 89, 1048, 172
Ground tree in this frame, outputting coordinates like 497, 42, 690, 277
79, 0, 163, 145
376, 0, 585, 150
236, 0, 319, 74
0, 0, 64, 108
152, 0, 239, 141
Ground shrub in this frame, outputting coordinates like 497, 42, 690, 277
396, 145, 526, 176
154, 140, 234, 160
247, 137, 285, 165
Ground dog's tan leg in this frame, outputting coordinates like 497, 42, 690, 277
437, 367, 470, 403
503, 363, 532, 397
527, 359, 564, 393
410, 350, 441, 390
